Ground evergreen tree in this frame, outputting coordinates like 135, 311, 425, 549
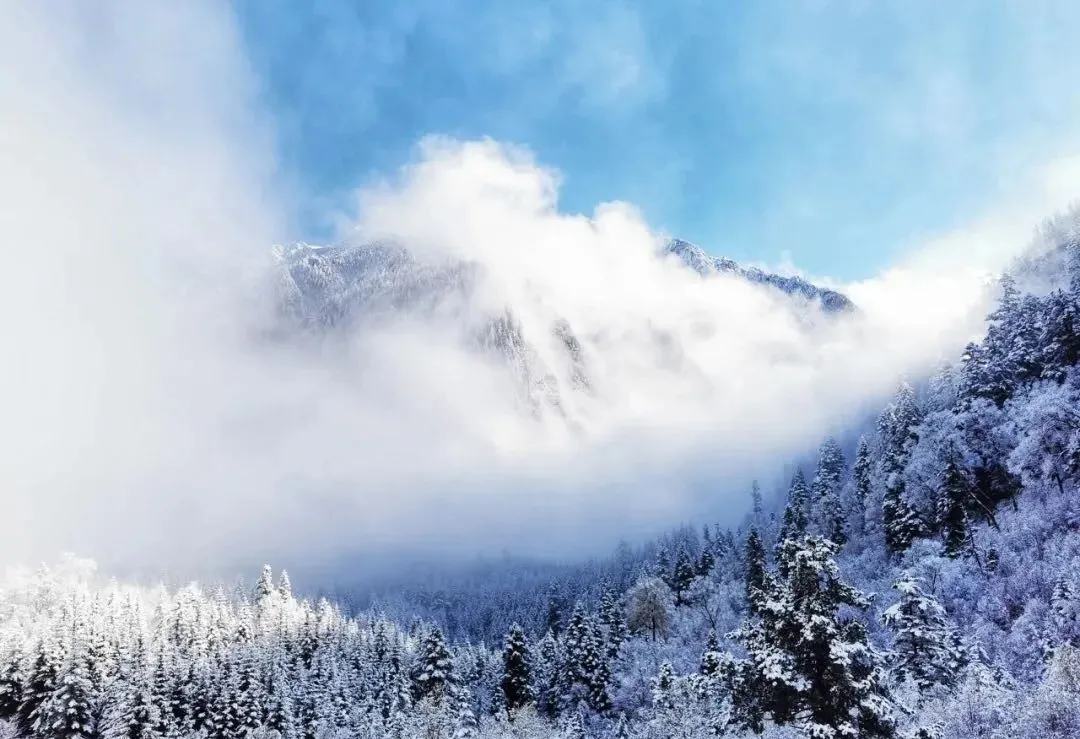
697, 546, 715, 578
500, 625, 534, 714
562, 605, 611, 715
18, 635, 62, 737
651, 662, 675, 712
452, 690, 479, 739
882, 574, 966, 694
0, 645, 23, 720
879, 384, 924, 556
671, 550, 697, 606
545, 585, 566, 637
253, 565, 275, 606
36, 648, 95, 739
533, 632, 565, 720
263, 657, 297, 739
937, 459, 971, 557
744, 528, 767, 616
598, 592, 626, 662
101, 675, 161, 739
778, 469, 810, 551
813, 437, 848, 545
700, 632, 722, 678
413, 628, 454, 705
727, 536, 896, 738
277, 570, 293, 600
852, 436, 873, 524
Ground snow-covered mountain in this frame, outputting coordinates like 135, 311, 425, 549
663, 238, 854, 313
271, 238, 852, 421
274, 238, 853, 331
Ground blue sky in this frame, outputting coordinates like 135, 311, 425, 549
233, 0, 1080, 280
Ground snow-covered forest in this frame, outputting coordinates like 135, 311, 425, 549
6, 211, 1080, 739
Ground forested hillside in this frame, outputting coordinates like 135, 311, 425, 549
4, 211, 1080, 738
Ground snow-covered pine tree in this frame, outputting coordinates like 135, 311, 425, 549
500, 624, 534, 715
882, 573, 966, 694
778, 469, 810, 558
813, 437, 848, 545
744, 528, 767, 616
937, 458, 972, 557
545, 585, 567, 638
700, 631, 722, 678
598, 591, 626, 662
0, 643, 23, 720
253, 565, 275, 606
651, 661, 675, 712
533, 631, 565, 720
879, 384, 924, 556
277, 570, 293, 601
413, 627, 454, 705
35, 646, 95, 739
562, 605, 611, 715
671, 550, 697, 606
100, 672, 161, 739
18, 632, 62, 737
852, 435, 873, 532
727, 535, 896, 738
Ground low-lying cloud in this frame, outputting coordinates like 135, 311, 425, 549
2, 0, 1078, 576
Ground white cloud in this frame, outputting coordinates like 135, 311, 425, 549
0, 0, 1070, 577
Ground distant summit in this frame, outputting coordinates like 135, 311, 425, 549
271, 237, 853, 420
663, 238, 853, 313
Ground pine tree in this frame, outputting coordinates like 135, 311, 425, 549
672, 550, 697, 606
18, 635, 62, 737
778, 469, 809, 552
452, 689, 479, 739
727, 536, 896, 738
598, 592, 626, 662
651, 662, 675, 712
413, 628, 454, 705
263, 656, 297, 739
533, 631, 565, 720
882, 574, 966, 693
277, 570, 293, 600
500, 625, 534, 715
253, 564, 275, 606
101, 676, 161, 739
697, 546, 716, 577
882, 485, 922, 556
36, 648, 95, 739
0, 644, 23, 720
751, 480, 764, 519
852, 436, 873, 524
655, 544, 674, 590
937, 459, 971, 557
813, 437, 848, 545
149, 648, 178, 738
700, 631, 722, 678
879, 384, 924, 556
744, 528, 767, 616
562, 605, 611, 715
545, 585, 566, 637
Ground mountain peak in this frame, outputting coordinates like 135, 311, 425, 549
663, 238, 853, 313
